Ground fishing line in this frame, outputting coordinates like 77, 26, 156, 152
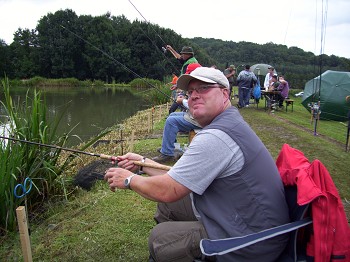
128, 0, 179, 73
132, 21, 179, 74
60, 25, 174, 102
128, 0, 168, 46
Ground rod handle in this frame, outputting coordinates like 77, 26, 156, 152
133, 161, 171, 171
99, 154, 171, 171
99, 154, 115, 160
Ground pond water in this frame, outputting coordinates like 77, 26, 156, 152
0, 86, 150, 146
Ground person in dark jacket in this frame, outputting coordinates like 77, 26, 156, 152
236, 65, 257, 108
104, 67, 289, 262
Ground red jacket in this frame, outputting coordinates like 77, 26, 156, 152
276, 144, 350, 262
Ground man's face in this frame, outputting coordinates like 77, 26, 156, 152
188, 79, 229, 127
181, 53, 191, 60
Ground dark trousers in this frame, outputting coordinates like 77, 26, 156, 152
169, 102, 185, 114
148, 195, 213, 262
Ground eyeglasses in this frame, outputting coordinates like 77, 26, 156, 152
187, 84, 224, 97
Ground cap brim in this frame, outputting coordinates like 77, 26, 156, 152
176, 74, 216, 91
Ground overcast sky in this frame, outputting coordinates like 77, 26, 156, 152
1, 0, 349, 59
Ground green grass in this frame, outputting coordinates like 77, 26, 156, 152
1, 97, 349, 261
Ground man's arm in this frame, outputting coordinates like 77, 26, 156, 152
224, 70, 235, 79
105, 168, 191, 202
131, 173, 191, 202
166, 45, 181, 59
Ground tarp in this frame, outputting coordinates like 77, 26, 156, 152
302, 70, 350, 121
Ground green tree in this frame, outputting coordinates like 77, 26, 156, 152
0, 39, 13, 77
36, 9, 81, 78
10, 28, 39, 79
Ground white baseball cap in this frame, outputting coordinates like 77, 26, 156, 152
177, 67, 230, 91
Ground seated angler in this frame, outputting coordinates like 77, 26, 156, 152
105, 67, 290, 262
276, 75, 290, 108
152, 92, 201, 163
152, 64, 202, 163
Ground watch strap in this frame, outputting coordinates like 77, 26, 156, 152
125, 174, 136, 189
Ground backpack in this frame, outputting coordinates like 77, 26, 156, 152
253, 79, 261, 100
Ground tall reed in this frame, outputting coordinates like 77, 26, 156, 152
0, 77, 110, 234
129, 78, 172, 105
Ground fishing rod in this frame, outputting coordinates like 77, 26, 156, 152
312, 0, 328, 136
0, 135, 171, 171
60, 25, 174, 103
128, 0, 179, 73
346, 125, 350, 152
128, 0, 168, 46
60, 25, 187, 111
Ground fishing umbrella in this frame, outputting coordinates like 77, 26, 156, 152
250, 64, 276, 77
250, 64, 277, 85
302, 70, 350, 121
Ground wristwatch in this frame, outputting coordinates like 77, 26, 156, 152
124, 174, 136, 189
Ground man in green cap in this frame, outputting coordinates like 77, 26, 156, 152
166, 45, 199, 75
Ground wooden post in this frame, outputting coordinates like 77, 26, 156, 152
129, 130, 135, 152
159, 105, 162, 120
16, 206, 32, 262
120, 129, 124, 155
148, 112, 151, 132
152, 107, 154, 133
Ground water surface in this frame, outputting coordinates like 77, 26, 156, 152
0, 86, 149, 146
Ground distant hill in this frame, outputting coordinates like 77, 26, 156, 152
187, 37, 350, 88
1, 9, 349, 89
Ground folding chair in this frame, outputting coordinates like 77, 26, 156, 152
200, 185, 312, 262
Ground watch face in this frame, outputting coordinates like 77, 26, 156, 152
124, 178, 130, 188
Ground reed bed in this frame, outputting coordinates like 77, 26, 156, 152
0, 77, 107, 234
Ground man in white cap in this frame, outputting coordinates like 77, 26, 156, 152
104, 67, 289, 262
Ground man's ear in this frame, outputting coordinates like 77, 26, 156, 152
223, 88, 230, 101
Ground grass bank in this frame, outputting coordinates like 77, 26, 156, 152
1, 97, 349, 261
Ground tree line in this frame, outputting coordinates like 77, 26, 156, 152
0, 9, 349, 88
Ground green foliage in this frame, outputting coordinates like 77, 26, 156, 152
191, 38, 350, 88
10, 77, 96, 87
129, 78, 172, 105
0, 77, 101, 234
0, 9, 349, 89
129, 78, 161, 89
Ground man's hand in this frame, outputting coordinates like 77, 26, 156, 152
117, 152, 143, 172
104, 168, 133, 191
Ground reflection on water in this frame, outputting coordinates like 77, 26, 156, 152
0, 86, 149, 146
0, 117, 12, 147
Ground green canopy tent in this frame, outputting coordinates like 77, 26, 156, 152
302, 70, 350, 121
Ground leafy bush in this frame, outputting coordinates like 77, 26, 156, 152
9, 77, 101, 88
129, 78, 172, 105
